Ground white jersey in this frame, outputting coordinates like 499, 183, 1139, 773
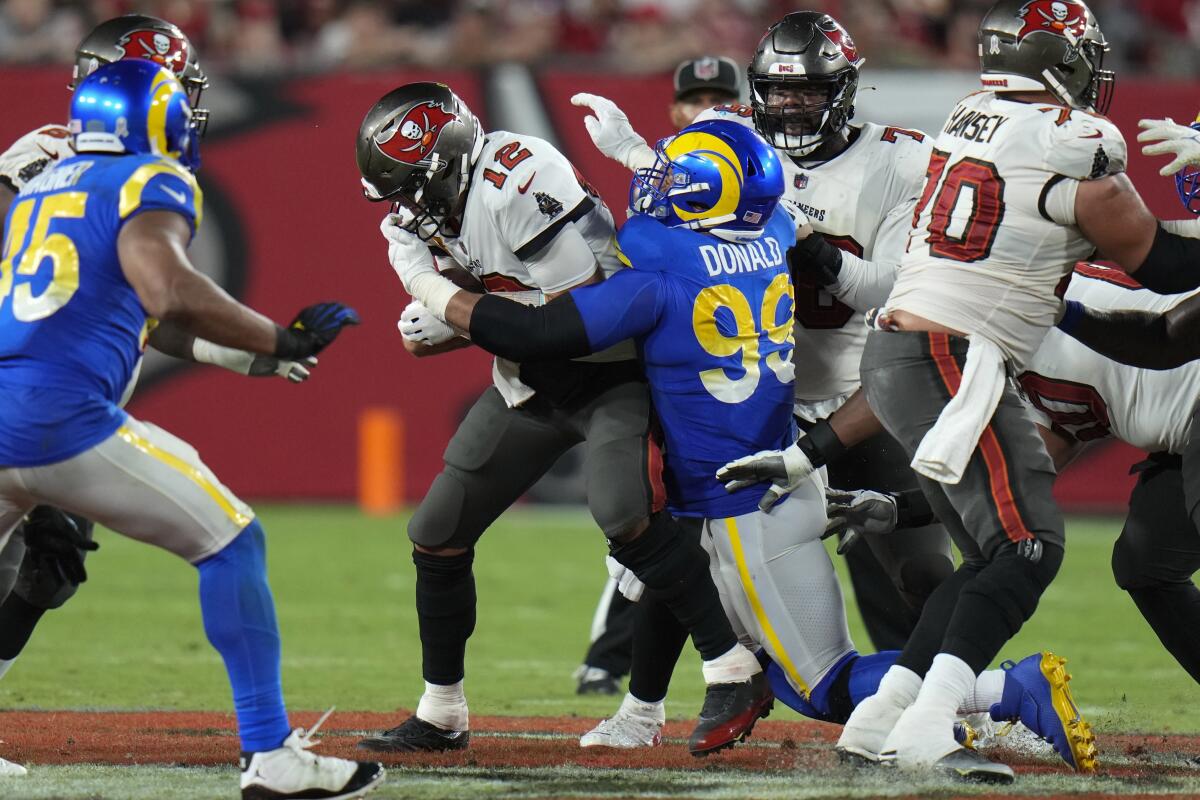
426, 131, 630, 406
1021, 264, 1200, 454
696, 105, 932, 412
0, 124, 75, 193
888, 91, 1127, 368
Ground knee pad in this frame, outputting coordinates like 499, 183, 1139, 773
408, 472, 468, 549
959, 540, 1063, 632
609, 513, 706, 592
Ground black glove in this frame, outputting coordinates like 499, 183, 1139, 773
21, 506, 98, 586
274, 302, 361, 360
788, 233, 844, 287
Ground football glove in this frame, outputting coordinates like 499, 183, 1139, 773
21, 506, 98, 587
605, 555, 645, 603
274, 302, 360, 360
381, 212, 436, 290
717, 441, 817, 512
399, 300, 457, 347
821, 488, 900, 555
570, 93, 657, 172
248, 354, 317, 382
1138, 117, 1200, 176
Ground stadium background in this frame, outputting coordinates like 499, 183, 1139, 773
0, 0, 1196, 509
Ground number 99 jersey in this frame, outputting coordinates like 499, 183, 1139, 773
569, 207, 798, 518
0, 153, 200, 465
888, 90, 1126, 367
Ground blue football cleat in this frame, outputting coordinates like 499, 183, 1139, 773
990, 651, 1097, 773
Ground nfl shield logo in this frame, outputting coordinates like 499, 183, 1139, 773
794, 174, 809, 190
694, 57, 720, 80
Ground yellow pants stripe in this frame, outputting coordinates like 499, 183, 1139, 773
116, 425, 252, 528
725, 516, 810, 695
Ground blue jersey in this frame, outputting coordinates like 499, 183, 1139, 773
0, 153, 201, 466
570, 208, 797, 518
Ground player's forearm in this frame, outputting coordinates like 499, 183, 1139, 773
1058, 303, 1193, 369
147, 321, 196, 360
460, 293, 593, 362
403, 335, 473, 358
152, 268, 280, 355
828, 252, 898, 314
826, 389, 884, 449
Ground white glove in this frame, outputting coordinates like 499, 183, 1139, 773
821, 488, 899, 555
1138, 117, 1200, 176
716, 439, 817, 513
380, 212, 459, 315
570, 93, 657, 172
605, 555, 645, 602
191, 338, 316, 383
0, 125, 75, 190
398, 300, 457, 346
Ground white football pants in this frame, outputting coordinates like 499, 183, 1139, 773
0, 416, 253, 563
704, 473, 855, 697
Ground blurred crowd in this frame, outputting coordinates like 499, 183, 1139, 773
0, 0, 1197, 77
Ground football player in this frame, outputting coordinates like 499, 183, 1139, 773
356, 84, 765, 756
570, 10, 953, 745
572, 54, 743, 698
740, 0, 1200, 780
391, 118, 1088, 766
0, 15, 317, 779
0, 61, 375, 798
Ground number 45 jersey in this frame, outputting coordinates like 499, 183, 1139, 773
888, 90, 1126, 367
0, 153, 200, 465
569, 207, 798, 518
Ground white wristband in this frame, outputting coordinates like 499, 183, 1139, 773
192, 338, 255, 375
406, 270, 460, 319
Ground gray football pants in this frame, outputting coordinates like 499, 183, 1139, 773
408, 381, 663, 549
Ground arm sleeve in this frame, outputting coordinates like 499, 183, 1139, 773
828, 199, 910, 312
468, 269, 663, 361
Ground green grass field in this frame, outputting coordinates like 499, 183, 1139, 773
2, 506, 1198, 798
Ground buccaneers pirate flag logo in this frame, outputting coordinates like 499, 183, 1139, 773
375, 102, 456, 165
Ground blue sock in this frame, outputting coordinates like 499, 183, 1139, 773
196, 520, 291, 753
766, 650, 902, 722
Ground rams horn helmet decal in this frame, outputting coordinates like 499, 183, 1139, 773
374, 102, 456, 165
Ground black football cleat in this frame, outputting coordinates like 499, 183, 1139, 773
575, 666, 621, 696
933, 748, 1015, 784
357, 716, 469, 753
688, 670, 773, 756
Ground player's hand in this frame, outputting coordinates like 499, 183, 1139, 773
398, 300, 457, 346
716, 440, 817, 512
1138, 117, 1200, 176
21, 506, 98, 586
571, 93, 657, 172
380, 212, 437, 293
821, 488, 899, 555
605, 555, 645, 603
275, 302, 360, 360
247, 354, 317, 383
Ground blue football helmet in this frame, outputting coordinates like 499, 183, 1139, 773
1176, 121, 1200, 216
69, 59, 200, 171
629, 119, 784, 243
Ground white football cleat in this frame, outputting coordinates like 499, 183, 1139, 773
836, 690, 908, 764
241, 710, 385, 800
0, 755, 26, 777
580, 693, 664, 749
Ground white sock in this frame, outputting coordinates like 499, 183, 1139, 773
416, 680, 469, 731
621, 692, 665, 723
0, 657, 13, 681
913, 654, 976, 717
872, 664, 923, 709
959, 668, 1006, 715
701, 644, 761, 684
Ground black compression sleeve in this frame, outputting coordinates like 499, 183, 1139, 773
797, 418, 847, 468
894, 489, 936, 529
468, 293, 594, 362
1132, 225, 1200, 294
